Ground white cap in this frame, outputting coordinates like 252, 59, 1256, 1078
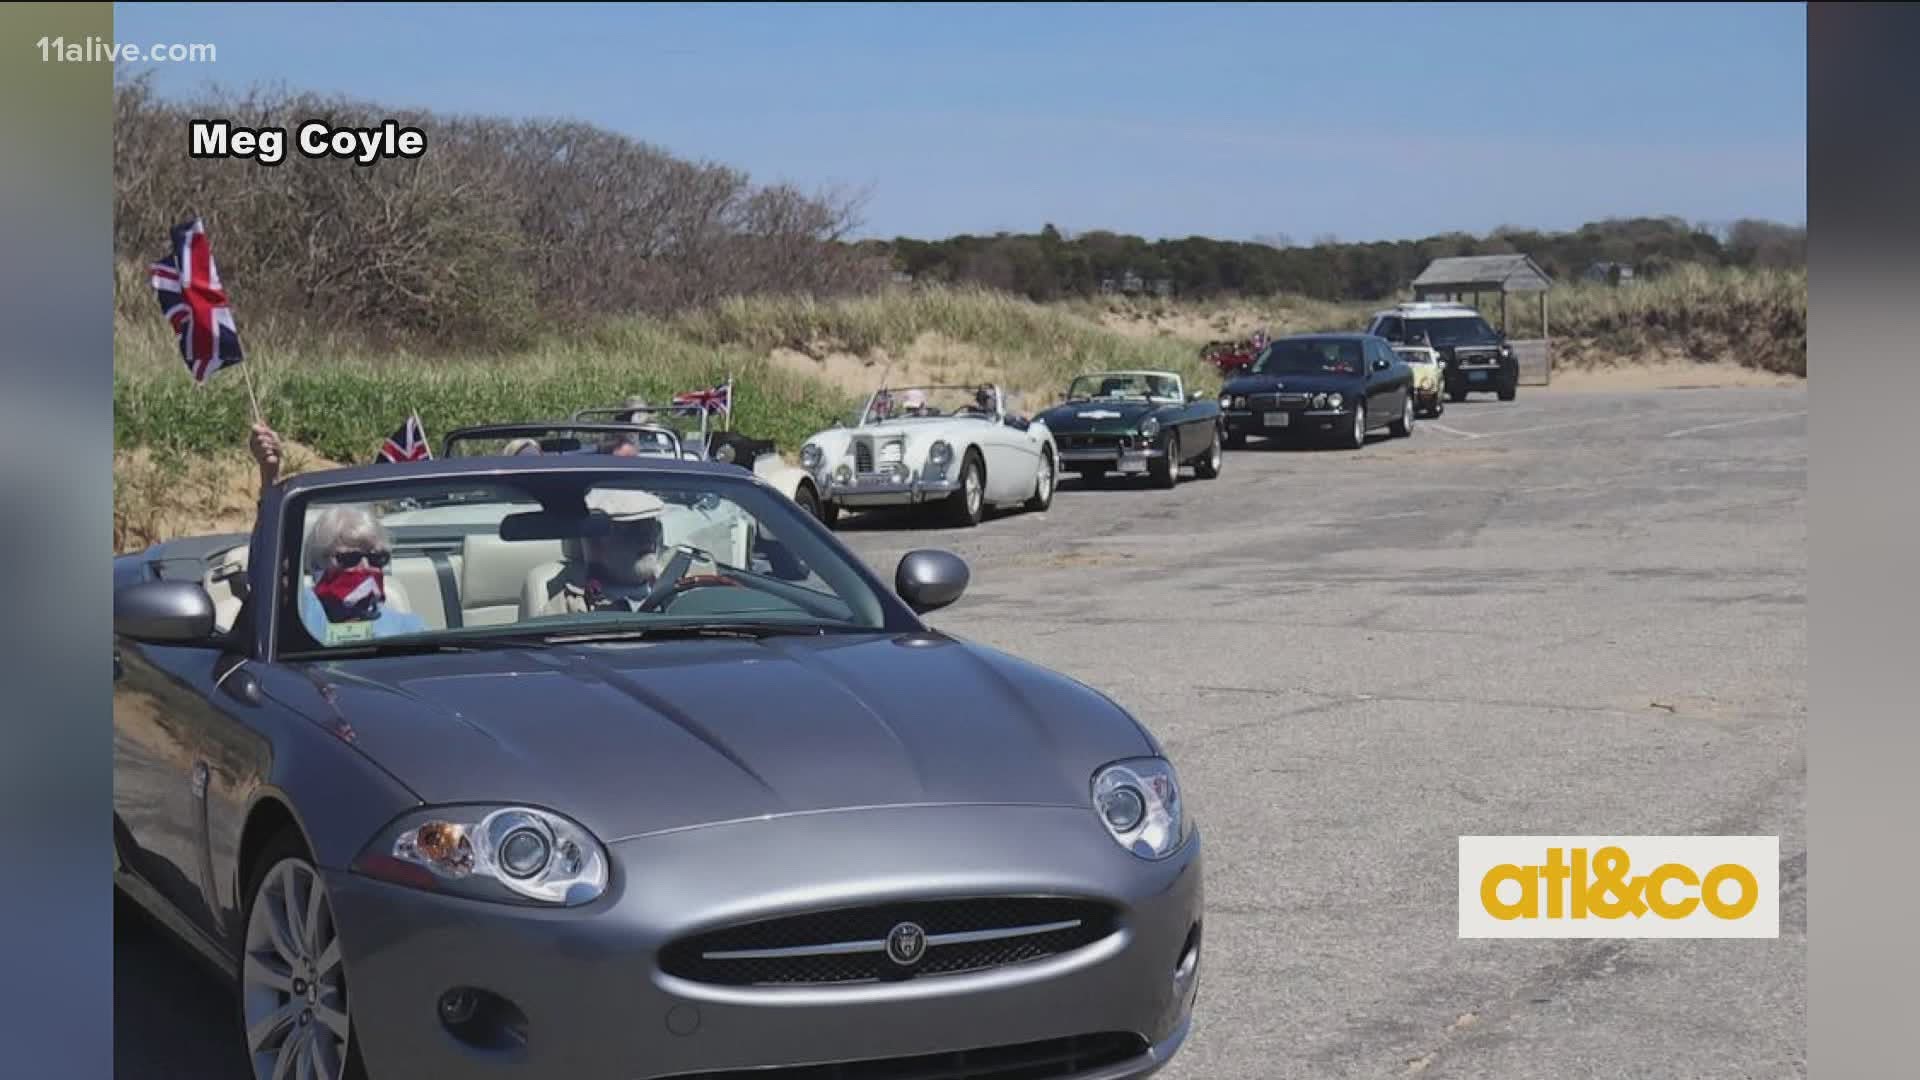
586, 487, 665, 521
902, 389, 927, 408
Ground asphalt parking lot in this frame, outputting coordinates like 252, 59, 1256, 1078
117, 385, 1807, 1079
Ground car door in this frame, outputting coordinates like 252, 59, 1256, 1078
973, 416, 1033, 502
114, 623, 253, 947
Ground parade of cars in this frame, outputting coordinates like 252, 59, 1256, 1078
118, 319, 1491, 1080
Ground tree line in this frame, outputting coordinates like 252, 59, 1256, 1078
859, 216, 1806, 303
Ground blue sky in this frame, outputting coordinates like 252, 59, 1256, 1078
114, 2, 1806, 242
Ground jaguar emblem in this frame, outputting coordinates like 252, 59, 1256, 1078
885, 921, 928, 967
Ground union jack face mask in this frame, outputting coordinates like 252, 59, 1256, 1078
313, 565, 387, 623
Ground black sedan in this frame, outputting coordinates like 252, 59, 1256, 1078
1217, 334, 1417, 450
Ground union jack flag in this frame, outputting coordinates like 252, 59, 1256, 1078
149, 218, 245, 385
376, 413, 432, 464
672, 379, 732, 416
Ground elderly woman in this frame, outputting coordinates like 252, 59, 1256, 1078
248, 424, 428, 642
502, 436, 542, 456
295, 505, 429, 642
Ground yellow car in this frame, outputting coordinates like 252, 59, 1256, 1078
1391, 344, 1446, 418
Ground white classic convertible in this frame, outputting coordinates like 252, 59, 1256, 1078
799, 384, 1058, 528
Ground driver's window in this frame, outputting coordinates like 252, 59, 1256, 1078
1376, 316, 1403, 343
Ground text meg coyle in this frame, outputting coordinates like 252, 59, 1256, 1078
189, 119, 426, 167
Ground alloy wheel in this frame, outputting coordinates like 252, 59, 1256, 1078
243, 858, 351, 1080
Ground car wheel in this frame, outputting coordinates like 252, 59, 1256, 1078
1448, 386, 1467, 403
1499, 380, 1518, 402
944, 449, 986, 527
1223, 428, 1246, 450
794, 481, 824, 522
1194, 425, 1224, 479
1390, 393, 1414, 438
1150, 433, 1179, 488
241, 830, 367, 1080
1024, 449, 1055, 512
1073, 466, 1104, 487
1433, 395, 1445, 418
1346, 403, 1367, 449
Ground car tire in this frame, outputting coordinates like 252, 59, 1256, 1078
818, 499, 841, 529
794, 481, 825, 523
1448, 386, 1467, 403
1432, 395, 1445, 418
1194, 425, 1224, 479
1345, 403, 1367, 450
1150, 433, 1179, 488
944, 449, 986, 527
1223, 428, 1246, 450
240, 829, 369, 1080
1498, 381, 1517, 402
1073, 466, 1104, 487
1023, 448, 1055, 512
1390, 393, 1414, 438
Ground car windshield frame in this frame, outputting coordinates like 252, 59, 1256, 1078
859, 385, 1004, 425
1250, 338, 1365, 376
1407, 316, 1500, 347
1065, 372, 1182, 403
264, 464, 917, 661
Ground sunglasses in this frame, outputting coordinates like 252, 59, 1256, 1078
331, 549, 392, 569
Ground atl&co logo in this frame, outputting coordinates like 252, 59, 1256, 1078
1458, 836, 1779, 939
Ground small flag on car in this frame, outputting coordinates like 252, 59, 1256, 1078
375, 413, 431, 463
149, 217, 245, 385
672, 379, 732, 417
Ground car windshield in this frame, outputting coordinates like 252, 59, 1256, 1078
1251, 339, 1363, 375
278, 470, 895, 656
1066, 373, 1181, 402
861, 386, 1000, 424
444, 425, 682, 459
1409, 317, 1500, 347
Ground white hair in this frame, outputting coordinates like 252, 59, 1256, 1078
305, 505, 392, 574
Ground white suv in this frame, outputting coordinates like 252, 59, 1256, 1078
1365, 301, 1518, 403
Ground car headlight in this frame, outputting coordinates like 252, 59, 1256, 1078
799, 443, 823, 471
1312, 393, 1328, 409
1139, 417, 1161, 439
928, 440, 953, 467
1328, 392, 1344, 410
1233, 395, 1247, 409
353, 805, 609, 906
1092, 758, 1189, 860
1218, 394, 1232, 408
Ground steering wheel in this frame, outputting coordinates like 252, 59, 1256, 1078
636, 545, 740, 613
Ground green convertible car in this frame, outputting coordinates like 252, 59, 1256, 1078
1033, 370, 1225, 488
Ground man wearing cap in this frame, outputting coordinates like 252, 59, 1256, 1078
523, 488, 672, 617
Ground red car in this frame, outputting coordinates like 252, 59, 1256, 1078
1200, 332, 1269, 377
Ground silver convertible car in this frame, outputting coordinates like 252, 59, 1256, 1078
112, 454, 1203, 1080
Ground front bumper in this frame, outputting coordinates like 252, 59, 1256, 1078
1058, 445, 1164, 474
329, 804, 1204, 1080
1223, 408, 1351, 437
821, 471, 961, 507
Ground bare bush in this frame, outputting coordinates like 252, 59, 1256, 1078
113, 74, 891, 348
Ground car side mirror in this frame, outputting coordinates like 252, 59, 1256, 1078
1372, 358, 1391, 372
1187, 390, 1204, 402
114, 580, 216, 643
895, 549, 969, 614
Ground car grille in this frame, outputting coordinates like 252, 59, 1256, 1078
1059, 433, 1130, 450
658, 897, 1117, 987
654, 1032, 1148, 1080
1251, 392, 1311, 409
852, 438, 875, 474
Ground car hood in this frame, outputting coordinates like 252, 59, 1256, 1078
1221, 372, 1362, 396
288, 632, 1154, 842
1035, 401, 1165, 434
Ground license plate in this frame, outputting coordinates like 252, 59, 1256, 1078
1263, 412, 1290, 428
1469, 371, 1488, 383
